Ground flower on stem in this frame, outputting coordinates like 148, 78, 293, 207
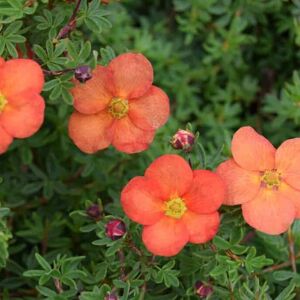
121, 154, 225, 256
105, 219, 126, 240
171, 129, 195, 152
217, 126, 300, 234
0, 58, 45, 154
68, 53, 170, 154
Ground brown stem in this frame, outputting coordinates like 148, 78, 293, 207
257, 253, 300, 275
118, 249, 126, 280
288, 226, 297, 273
54, 278, 64, 293
56, 0, 82, 40
43, 68, 75, 76
127, 238, 143, 257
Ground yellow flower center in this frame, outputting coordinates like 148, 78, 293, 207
0, 92, 7, 113
165, 197, 187, 219
108, 97, 129, 119
261, 169, 281, 189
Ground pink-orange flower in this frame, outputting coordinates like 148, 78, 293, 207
217, 126, 300, 235
68, 53, 170, 154
121, 154, 225, 256
0, 58, 45, 154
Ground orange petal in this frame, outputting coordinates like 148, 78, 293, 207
0, 59, 44, 96
129, 86, 170, 131
144, 154, 193, 200
183, 170, 225, 214
182, 211, 220, 243
276, 138, 300, 190
142, 216, 188, 256
0, 57, 4, 67
242, 188, 296, 235
1, 93, 45, 138
232, 126, 275, 171
108, 53, 153, 99
111, 116, 155, 153
72, 66, 114, 114
0, 125, 13, 154
68, 111, 113, 153
121, 176, 164, 225
278, 182, 300, 219
216, 159, 261, 205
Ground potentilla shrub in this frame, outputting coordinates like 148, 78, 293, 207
1, 0, 300, 299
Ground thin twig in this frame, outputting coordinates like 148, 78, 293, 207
54, 278, 64, 293
43, 68, 75, 76
56, 0, 82, 40
288, 226, 297, 273
118, 249, 126, 280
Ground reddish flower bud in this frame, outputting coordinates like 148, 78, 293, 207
195, 281, 213, 298
86, 204, 102, 220
74, 65, 92, 83
171, 129, 195, 152
105, 219, 126, 240
105, 293, 119, 300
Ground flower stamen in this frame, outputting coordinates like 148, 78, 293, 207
261, 169, 281, 189
165, 197, 187, 219
108, 97, 129, 119
0, 92, 7, 113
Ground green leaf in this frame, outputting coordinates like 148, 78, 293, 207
35, 253, 51, 272
273, 271, 295, 281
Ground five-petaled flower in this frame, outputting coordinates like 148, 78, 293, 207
217, 126, 300, 235
0, 58, 45, 154
68, 53, 170, 154
121, 154, 225, 256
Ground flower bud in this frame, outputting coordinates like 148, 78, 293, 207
171, 129, 195, 152
195, 281, 213, 298
86, 204, 102, 220
104, 293, 119, 300
74, 65, 92, 83
105, 219, 126, 240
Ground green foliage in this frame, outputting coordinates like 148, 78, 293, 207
1, 0, 300, 299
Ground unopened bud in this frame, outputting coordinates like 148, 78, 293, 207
171, 129, 195, 152
74, 65, 92, 83
195, 281, 213, 298
105, 219, 126, 240
86, 204, 101, 220
105, 293, 119, 300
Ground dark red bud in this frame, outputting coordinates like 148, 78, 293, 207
86, 204, 102, 220
195, 281, 213, 298
74, 65, 92, 83
105, 219, 126, 240
104, 293, 119, 300
171, 129, 195, 152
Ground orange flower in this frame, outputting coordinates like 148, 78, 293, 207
121, 154, 225, 256
0, 58, 45, 154
217, 126, 300, 235
68, 53, 170, 154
